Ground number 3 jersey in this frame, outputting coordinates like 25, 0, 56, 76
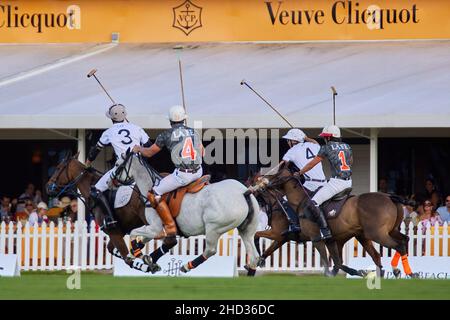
98, 122, 150, 157
155, 123, 203, 170
318, 141, 353, 179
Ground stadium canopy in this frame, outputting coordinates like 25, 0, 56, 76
0, 40, 449, 130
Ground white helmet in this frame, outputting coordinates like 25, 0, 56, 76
282, 129, 306, 143
168, 105, 187, 122
319, 125, 341, 138
106, 104, 127, 122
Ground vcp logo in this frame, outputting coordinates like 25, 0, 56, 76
172, 0, 203, 36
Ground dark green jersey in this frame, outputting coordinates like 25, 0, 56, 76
155, 124, 202, 170
317, 141, 352, 179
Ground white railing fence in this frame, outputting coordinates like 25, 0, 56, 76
0, 221, 448, 272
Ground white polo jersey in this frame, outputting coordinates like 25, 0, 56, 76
282, 142, 326, 191
98, 122, 149, 158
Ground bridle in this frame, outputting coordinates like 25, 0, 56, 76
253, 166, 312, 216
46, 156, 96, 205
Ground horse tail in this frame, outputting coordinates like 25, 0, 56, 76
238, 190, 257, 231
388, 194, 415, 208
387, 194, 408, 235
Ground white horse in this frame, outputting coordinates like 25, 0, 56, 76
113, 151, 260, 276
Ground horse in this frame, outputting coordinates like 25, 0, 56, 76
250, 174, 387, 275
251, 162, 418, 278
250, 180, 309, 267
45, 152, 152, 272
112, 150, 260, 276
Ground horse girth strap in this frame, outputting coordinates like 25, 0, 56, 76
154, 175, 211, 219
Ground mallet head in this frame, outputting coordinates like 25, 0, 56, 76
240, 79, 246, 86
331, 86, 338, 96
87, 69, 97, 78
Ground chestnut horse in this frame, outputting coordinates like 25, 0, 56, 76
251, 162, 418, 277
46, 152, 151, 272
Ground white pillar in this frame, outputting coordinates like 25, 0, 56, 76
77, 129, 86, 223
369, 128, 378, 192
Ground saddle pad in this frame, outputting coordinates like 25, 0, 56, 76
114, 185, 135, 208
322, 197, 348, 219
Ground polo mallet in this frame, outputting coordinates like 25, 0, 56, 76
331, 86, 337, 125
87, 69, 116, 105
174, 46, 187, 125
240, 79, 294, 128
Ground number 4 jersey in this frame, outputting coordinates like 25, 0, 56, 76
318, 141, 353, 179
155, 123, 203, 170
98, 122, 150, 157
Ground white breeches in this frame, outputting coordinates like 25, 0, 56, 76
95, 168, 115, 192
153, 167, 203, 195
312, 178, 352, 205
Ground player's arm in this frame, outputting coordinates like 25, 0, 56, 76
85, 141, 106, 166
132, 144, 161, 158
298, 156, 322, 175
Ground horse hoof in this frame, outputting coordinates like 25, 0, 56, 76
180, 264, 190, 273
324, 270, 335, 277
125, 257, 134, 267
142, 255, 161, 274
331, 268, 339, 277
393, 268, 401, 279
149, 263, 161, 274
408, 272, 420, 279
257, 258, 266, 268
358, 269, 368, 278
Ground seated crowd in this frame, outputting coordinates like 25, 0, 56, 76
0, 183, 83, 226
379, 178, 450, 228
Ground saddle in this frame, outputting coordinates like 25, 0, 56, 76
321, 188, 353, 219
158, 175, 211, 219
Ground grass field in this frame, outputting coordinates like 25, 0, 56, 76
0, 272, 449, 300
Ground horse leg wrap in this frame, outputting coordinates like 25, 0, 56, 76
130, 239, 145, 258
247, 267, 256, 276
190, 254, 208, 269
401, 254, 412, 275
391, 251, 401, 268
150, 243, 172, 263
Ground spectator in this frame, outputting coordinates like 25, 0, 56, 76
28, 202, 49, 226
0, 196, 12, 223
431, 191, 442, 209
436, 194, 450, 223
69, 199, 78, 222
15, 200, 35, 224
58, 196, 73, 222
17, 183, 36, 212
403, 203, 419, 227
378, 178, 389, 193
419, 200, 443, 230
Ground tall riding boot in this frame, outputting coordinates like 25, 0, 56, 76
148, 191, 177, 237
281, 200, 301, 236
308, 201, 332, 240
90, 187, 117, 230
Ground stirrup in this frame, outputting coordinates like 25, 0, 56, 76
320, 228, 332, 240
100, 218, 118, 231
281, 224, 301, 236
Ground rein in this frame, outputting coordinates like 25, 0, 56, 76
113, 152, 162, 205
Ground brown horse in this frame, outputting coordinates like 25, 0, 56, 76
46, 152, 152, 272
251, 162, 418, 277
253, 188, 309, 267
